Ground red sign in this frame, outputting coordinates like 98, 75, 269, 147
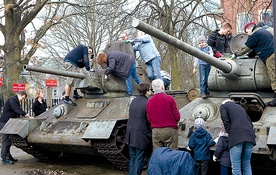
46, 79, 58, 87
0, 77, 2, 87
12, 83, 26, 92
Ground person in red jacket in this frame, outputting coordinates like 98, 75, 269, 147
146, 79, 180, 150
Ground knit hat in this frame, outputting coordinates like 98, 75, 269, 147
194, 118, 205, 128
197, 35, 207, 43
244, 22, 256, 33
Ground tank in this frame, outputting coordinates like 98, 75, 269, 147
0, 41, 190, 169
132, 18, 276, 168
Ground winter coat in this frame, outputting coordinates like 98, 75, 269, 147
133, 34, 160, 63
244, 28, 274, 62
188, 127, 216, 161
64, 44, 90, 71
0, 95, 26, 123
148, 147, 195, 175
32, 99, 47, 116
125, 95, 152, 150
220, 101, 256, 149
207, 30, 230, 56
105, 51, 135, 79
214, 136, 231, 167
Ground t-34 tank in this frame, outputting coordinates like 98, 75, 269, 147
132, 18, 276, 168
0, 41, 153, 169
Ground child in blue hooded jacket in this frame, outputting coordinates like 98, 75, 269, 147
188, 118, 216, 175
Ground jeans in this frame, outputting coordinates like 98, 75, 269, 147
199, 64, 211, 95
129, 146, 145, 175
230, 141, 254, 175
126, 62, 142, 95
146, 56, 161, 80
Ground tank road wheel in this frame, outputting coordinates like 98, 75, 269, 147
92, 122, 129, 169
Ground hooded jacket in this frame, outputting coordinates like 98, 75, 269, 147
214, 136, 231, 167
188, 127, 216, 161
64, 44, 90, 71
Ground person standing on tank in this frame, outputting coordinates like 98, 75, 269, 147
132, 31, 162, 81
207, 23, 232, 58
220, 99, 256, 175
0, 91, 30, 165
232, 22, 276, 107
146, 79, 180, 150
193, 35, 213, 99
63, 44, 94, 106
125, 82, 152, 175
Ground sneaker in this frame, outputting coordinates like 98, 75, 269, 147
201, 94, 207, 99
124, 93, 132, 97
73, 94, 83, 99
63, 99, 77, 106
267, 98, 276, 106
2, 159, 14, 165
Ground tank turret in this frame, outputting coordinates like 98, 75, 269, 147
132, 18, 272, 96
132, 18, 276, 170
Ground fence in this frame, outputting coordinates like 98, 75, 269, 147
20, 98, 62, 117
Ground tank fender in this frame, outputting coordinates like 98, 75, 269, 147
0, 118, 44, 138
82, 120, 117, 141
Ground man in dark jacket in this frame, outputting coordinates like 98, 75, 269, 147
97, 51, 141, 96
63, 44, 94, 106
125, 82, 152, 175
188, 118, 216, 175
220, 99, 256, 175
0, 91, 30, 165
234, 22, 276, 106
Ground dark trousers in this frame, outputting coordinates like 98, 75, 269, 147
129, 146, 145, 175
0, 122, 12, 160
194, 160, 208, 175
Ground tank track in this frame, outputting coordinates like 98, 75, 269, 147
92, 122, 129, 169
10, 135, 51, 161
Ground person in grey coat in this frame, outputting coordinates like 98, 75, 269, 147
220, 99, 256, 175
125, 82, 152, 175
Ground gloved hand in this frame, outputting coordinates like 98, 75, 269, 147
229, 53, 237, 60
214, 137, 220, 144
213, 155, 218, 162
215, 51, 223, 58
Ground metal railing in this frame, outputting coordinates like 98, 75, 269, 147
20, 98, 62, 117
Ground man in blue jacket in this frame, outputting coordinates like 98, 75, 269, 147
234, 22, 276, 106
132, 31, 162, 81
63, 44, 94, 106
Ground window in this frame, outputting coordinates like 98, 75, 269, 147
236, 12, 253, 33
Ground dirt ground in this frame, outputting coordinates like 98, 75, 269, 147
0, 146, 148, 175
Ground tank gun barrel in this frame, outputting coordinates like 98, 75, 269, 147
132, 18, 232, 74
24, 65, 86, 79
